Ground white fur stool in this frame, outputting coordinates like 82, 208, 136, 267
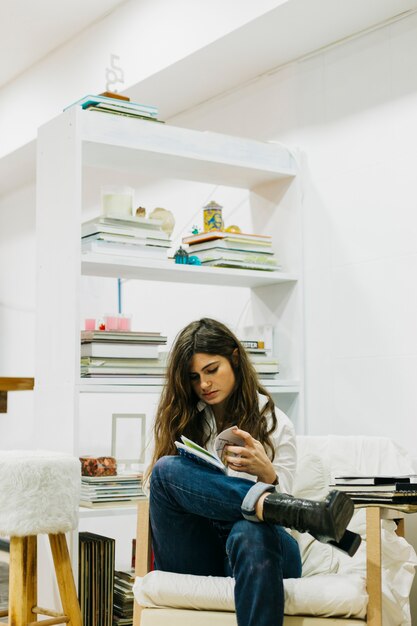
0, 450, 82, 626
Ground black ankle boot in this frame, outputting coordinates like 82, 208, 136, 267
262, 490, 354, 544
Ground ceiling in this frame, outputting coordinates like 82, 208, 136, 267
0, 0, 127, 88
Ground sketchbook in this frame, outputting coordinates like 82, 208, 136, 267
174, 426, 244, 473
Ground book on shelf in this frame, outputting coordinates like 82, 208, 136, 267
193, 249, 279, 266
82, 232, 171, 248
241, 340, 265, 349
186, 239, 273, 254
81, 330, 167, 344
82, 218, 170, 242
175, 426, 244, 474
78, 532, 115, 626
82, 239, 169, 260
333, 474, 417, 486
331, 482, 417, 493
81, 356, 166, 368
341, 492, 417, 505
200, 259, 282, 272
89, 106, 165, 123
182, 230, 272, 246
65, 94, 158, 117
81, 366, 166, 377
81, 342, 160, 359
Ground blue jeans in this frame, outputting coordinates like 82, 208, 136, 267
149, 456, 302, 626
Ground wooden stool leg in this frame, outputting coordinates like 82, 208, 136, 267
9, 536, 37, 626
48, 534, 82, 626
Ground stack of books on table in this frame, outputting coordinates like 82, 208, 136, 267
241, 339, 279, 377
82, 215, 171, 261
65, 93, 162, 123
78, 532, 115, 626
331, 475, 417, 505
80, 330, 167, 378
113, 570, 135, 626
80, 474, 145, 509
182, 230, 281, 271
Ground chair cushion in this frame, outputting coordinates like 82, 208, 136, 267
134, 571, 367, 619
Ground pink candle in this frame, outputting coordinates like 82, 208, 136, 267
118, 316, 132, 331
84, 318, 96, 330
104, 316, 119, 331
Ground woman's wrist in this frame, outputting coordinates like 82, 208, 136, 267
258, 467, 279, 485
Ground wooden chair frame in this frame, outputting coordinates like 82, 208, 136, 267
133, 500, 407, 626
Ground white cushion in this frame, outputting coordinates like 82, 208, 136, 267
134, 571, 367, 619
0, 450, 80, 536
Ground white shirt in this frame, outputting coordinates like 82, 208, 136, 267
197, 392, 297, 495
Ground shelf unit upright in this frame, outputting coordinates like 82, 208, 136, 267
35, 105, 304, 567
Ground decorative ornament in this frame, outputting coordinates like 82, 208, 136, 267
188, 256, 202, 265
135, 206, 146, 218
225, 224, 242, 234
174, 246, 189, 264
149, 207, 175, 236
203, 200, 223, 232
191, 225, 200, 235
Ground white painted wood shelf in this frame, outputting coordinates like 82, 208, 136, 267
81, 253, 298, 286
36, 107, 305, 554
77, 378, 300, 394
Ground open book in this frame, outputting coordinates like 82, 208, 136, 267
174, 426, 244, 473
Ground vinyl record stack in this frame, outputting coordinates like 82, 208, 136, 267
78, 532, 115, 626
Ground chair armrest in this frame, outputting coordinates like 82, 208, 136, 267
133, 498, 152, 626
135, 498, 152, 577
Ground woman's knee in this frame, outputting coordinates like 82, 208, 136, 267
150, 455, 179, 487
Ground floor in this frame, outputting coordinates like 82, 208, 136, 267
0, 561, 8, 613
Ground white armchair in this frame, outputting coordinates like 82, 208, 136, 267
133, 436, 417, 626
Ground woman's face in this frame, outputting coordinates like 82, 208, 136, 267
189, 352, 236, 409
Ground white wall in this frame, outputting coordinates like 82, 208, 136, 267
170, 13, 417, 455
0, 184, 36, 447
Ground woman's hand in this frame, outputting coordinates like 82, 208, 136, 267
224, 427, 277, 484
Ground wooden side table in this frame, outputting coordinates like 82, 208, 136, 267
362, 503, 417, 626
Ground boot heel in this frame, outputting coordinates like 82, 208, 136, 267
328, 529, 361, 557
326, 490, 354, 542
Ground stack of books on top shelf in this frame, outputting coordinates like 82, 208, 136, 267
330, 475, 417, 505
182, 230, 281, 271
80, 474, 145, 509
65, 93, 162, 123
241, 339, 280, 378
81, 330, 168, 378
82, 215, 171, 261
113, 570, 135, 626
79, 532, 115, 626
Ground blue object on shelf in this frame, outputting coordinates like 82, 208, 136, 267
188, 256, 202, 265
174, 246, 189, 264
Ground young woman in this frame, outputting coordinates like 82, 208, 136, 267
147, 318, 356, 626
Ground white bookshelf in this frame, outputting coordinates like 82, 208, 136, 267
35, 106, 304, 570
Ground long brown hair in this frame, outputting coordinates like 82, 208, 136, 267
147, 318, 277, 477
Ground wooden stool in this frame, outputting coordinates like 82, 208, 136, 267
0, 450, 82, 626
